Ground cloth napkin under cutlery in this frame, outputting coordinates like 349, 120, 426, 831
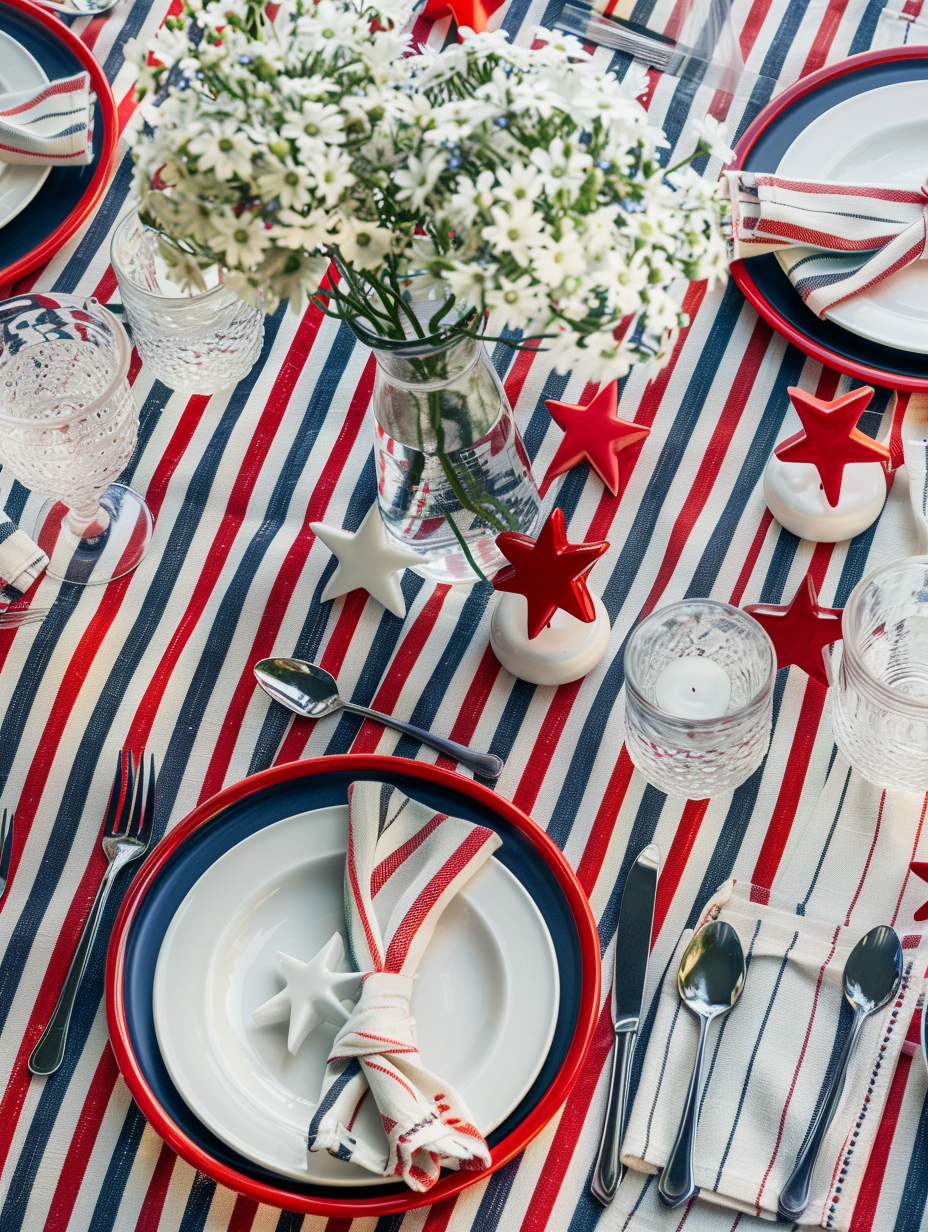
721, 170, 928, 318
620, 879, 928, 1229
0, 513, 47, 599
308, 781, 500, 1192
0, 71, 94, 166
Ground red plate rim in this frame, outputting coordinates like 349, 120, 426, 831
105, 754, 602, 1217
0, 0, 119, 293
729, 46, 928, 393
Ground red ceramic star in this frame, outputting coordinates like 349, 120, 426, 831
775, 386, 890, 507
743, 575, 843, 688
420, 0, 497, 34
493, 508, 609, 639
910, 863, 928, 922
543, 382, 650, 497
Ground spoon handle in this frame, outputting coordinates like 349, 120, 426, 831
778, 1011, 865, 1222
658, 1014, 710, 1209
343, 703, 503, 779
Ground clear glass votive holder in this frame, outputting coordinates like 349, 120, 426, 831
110, 210, 264, 395
623, 600, 776, 800
833, 557, 928, 791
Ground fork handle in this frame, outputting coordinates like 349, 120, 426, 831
29, 857, 126, 1076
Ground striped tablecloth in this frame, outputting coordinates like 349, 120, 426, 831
2, 0, 928, 1228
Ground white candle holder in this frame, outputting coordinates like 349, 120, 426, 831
763, 453, 888, 543
623, 600, 776, 800
489, 591, 610, 685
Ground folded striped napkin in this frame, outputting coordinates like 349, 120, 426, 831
620, 879, 928, 1228
0, 514, 48, 599
308, 781, 501, 1192
0, 72, 94, 166
721, 170, 928, 318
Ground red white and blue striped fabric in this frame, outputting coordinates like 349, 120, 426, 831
308, 781, 499, 1190
2, 0, 928, 1229
723, 170, 928, 318
0, 71, 94, 165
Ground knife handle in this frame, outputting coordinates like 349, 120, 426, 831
591, 1027, 636, 1205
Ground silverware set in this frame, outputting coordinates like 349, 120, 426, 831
593, 857, 904, 1221
28, 750, 157, 1076
0, 600, 49, 630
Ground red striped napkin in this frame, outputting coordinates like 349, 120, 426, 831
308, 781, 501, 1192
0, 513, 47, 599
0, 72, 94, 166
721, 170, 928, 318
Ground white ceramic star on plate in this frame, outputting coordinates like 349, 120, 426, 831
152, 805, 560, 1186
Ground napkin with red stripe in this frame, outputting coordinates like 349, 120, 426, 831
308, 781, 501, 1191
0, 513, 47, 599
0, 72, 94, 166
721, 170, 928, 318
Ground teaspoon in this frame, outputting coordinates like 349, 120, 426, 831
658, 920, 746, 1209
254, 657, 504, 779
778, 925, 902, 1222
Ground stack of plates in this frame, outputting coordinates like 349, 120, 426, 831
0, 0, 117, 292
106, 755, 601, 1217
729, 47, 928, 392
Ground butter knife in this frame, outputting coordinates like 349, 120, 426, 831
591, 842, 660, 1205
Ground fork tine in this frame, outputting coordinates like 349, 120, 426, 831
138, 755, 156, 848
129, 754, 146, 838
102, 751, 125, 839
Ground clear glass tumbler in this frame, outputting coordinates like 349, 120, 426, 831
0, 294, 153, 586
110, 211, 264, 394
623, 599, 776, 799
833, 557, 928, 791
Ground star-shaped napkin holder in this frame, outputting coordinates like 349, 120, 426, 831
764, 386, 892, 543
743, 574, 843, 688
488, 508, 610, 685
252, 933, 365, 1055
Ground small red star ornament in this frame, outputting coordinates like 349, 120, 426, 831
744, 575, 843, 688
909, 863, 928, 922
493, 508, 609, 639
543, 382, 650, 497
775, 386, 890, 507
420, 0, 496, 34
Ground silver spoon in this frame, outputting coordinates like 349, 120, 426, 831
778, 925, 902, 1222
32, 0, 120, 15
658, 920, 746, 1209
254, 657, 504, 780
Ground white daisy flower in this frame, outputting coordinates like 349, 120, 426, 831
481, 201, 546, 266
188, 119, 256, 181
692, 116, 735, 164
211, 210, 272, 267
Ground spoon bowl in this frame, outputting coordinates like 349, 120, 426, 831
253, 657, 504, 779
658, 920, 746, 1209
843, 924, 903, 1014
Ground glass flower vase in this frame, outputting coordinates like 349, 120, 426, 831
369, 332, 541, 584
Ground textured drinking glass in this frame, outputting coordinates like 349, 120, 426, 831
623, 600, 776, 799
0, 294, 153, 585
110, 211, 264, 394
833, 557, 928, 791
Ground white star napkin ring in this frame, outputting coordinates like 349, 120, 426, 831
252, 933, 366, 1055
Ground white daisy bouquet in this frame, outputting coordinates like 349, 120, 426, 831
130, 0, 727, 381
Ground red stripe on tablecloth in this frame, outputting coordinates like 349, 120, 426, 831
729, 509, 774, 607
133, 1142, 176, 1232
852, 1048, 914, 1230
503, 342, 540, 410
434, 645, 503, 774
226, 1196, 259, 1232
40, 1046, 120, 1232
639, 316, 773, 622
800, 0, 851, 76
322, 1219, 354, 1232
575, 747, 635, 898
422, 1197, 459, 1232
892, 794, 928, 927
652, 801, 710, 939
196, 353, 373, 802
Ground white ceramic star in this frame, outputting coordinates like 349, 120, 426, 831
310, 505, 424, 618
251, 933, 364, 1055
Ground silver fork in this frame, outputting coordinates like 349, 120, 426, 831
28, 751, 157, 1076
0, 605, 50, 630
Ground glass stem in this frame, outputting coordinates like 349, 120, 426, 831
66, 499, 110, 539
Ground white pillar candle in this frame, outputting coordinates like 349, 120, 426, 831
763, 454, 887, 544
489, 591, 610, 685
654, 656, 731, 720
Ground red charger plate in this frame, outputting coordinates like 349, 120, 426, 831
0, 0, 118, 293
729, 47, 928, 392
106, 754, 602, 1217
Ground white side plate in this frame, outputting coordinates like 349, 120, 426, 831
0, 31, 52, 232
776, 80, 928, 353
153, 805, 560, 1186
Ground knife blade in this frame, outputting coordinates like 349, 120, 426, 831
590, 841, 660, 1206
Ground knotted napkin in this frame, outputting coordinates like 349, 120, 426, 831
0, 513, 47, 600
721, 170, 928, 318
0, 72, 94, 166
619, 879, 928, 1228
308, 781, 501, 1191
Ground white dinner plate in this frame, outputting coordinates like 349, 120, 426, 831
0, 30, 51, 231
776, 80, 928, 353
153, 805, 560, 1186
